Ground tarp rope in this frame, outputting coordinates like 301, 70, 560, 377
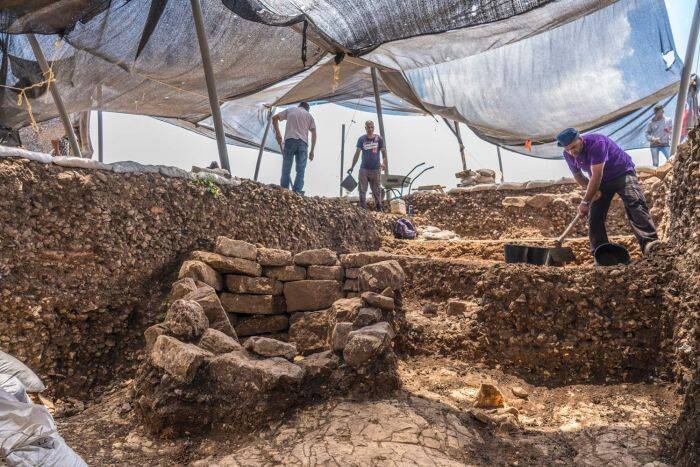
0, 67, 55, 133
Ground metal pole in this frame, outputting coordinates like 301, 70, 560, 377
454, 121, 467, 171
97, 111, 104, 162
254, 108, 273, 181
671, 0, 700, 156
190, 0, 230, 172
370, 67, 388, 174
340, 123, 345, 196
496, 145, 504, 182
26, 33, 81, 157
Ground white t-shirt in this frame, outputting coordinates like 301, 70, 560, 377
277, 107, 316, 144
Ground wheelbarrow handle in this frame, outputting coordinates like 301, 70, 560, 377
556, 213, 582, 246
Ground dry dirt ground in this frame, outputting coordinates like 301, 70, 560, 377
56, 296, 680, 466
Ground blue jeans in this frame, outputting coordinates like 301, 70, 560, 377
650, 146, 669, 167
281, 138, 308, 193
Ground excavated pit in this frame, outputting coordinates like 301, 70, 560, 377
1, 131, 697, 466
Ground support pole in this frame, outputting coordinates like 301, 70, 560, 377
671, 0, 700, 156
190, 0, 230, 172
97, 111, 104, 162
370, 67, 388, 175
26, 33, 81, 158
454, 121, 467, 171
496, 145, 504, 183
340, 123, 346, 196
254, 108, 273, 181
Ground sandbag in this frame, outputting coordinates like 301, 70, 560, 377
0, 374, 29, 404
0, 146, 53, 164
0, 351, 45, 393
53, 156, 113, 171
158, 165, 192, 179
110, 160, 160, 173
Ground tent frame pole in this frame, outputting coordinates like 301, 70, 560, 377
97, 111, 104, 162
340, 123, 346, 197
190, 0, 230, 172
27, 33, 81, 158
496, 145, 504, 182
671, 0, 700, 156
370, 67, 388, 174
254, 108, 273, 181
454, 121, 467, 171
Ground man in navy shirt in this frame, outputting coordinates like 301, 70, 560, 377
557, 128, 658, 255
348, 120, 388, 211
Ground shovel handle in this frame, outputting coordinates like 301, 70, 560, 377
556, 213, 582, 245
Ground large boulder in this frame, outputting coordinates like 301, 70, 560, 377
361, 291, 394, 311
299, 350, 340, 394
293, 248, 338, 266
220, 293, 285, 314
244, 336, 298, 360
263, 265, 307, 282
257, 248, 292, 266
358, 260, 404, 293
330, 322, 353, 352
198, 328, 242, 354
501, 196, 528, 208
144, 323, 170, 350
178, 260, 222, 291
214, 236, 257, 260
208, 351, 304, 394
234, 315, 289, 337
171, 277, 213, 300
307, 265, 344, 281
526, 193, 557, 209
342, 322, 393, 369
183, 287, 236, 338
288, 310, 330, 355
327, 297, 363, 340
164, 299, 209, 341
284, 280, 343, 312
150, 335, 212, 383
340, 251, 395, 268
353, 308, 383, 329
191, 251, 261, 277
226, 275, 283, 295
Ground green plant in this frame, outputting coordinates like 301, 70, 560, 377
194, 177, 222, 197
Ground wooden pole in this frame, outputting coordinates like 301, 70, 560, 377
496, 145, 504, 182
340, 123, 345, 196
26, 33, 81, 157
190, 0, 231, 172
97, 111, 104, 162
454, 121, 467, 171
254, 108, 273, 181
671, 0, 700, 156
370, 67, 388, 174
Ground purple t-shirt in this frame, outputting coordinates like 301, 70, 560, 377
563, 134, 635, 183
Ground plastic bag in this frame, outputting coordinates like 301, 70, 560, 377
0, 351, 45, 393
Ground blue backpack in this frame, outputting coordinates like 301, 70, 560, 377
394, 218, 417, 239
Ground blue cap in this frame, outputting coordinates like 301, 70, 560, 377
556, 128, 579, 147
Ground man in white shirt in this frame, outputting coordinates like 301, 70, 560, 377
645, 104, 672, 167
272, 102, 317, 193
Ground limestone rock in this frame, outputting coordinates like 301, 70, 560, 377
298, 350, 340, 384
345, 268, 360, 279
330, 322, 353, 351
191, 251, 261, 277
474, 383, 505, 408
447, 299, 476, 317
340, 251, 395, 268
307, 265, 344, 281
358, 260, 405, 293
209, 351, 304, 393
361, 291, 394, 311
343, 279, 359, 292
284, 280, 342, 312
263, 265, 306, 282
220, 293, 285, 314
502, 196, 528, 208
214, 237, 257, 260
288, 310, 329, 355
353, 308, 383, 329
327, 297, 363, 337
342, 322, 394, 369
198, 328, 242, 354
526, 193, 557, 209
144, 323, 170, 350
165, 299, 208, 341
150, 335, 212, 383
235, 315, 289, 337
171, 277, 198, 300
178, 260, 222, 291
511, 386, 530, 399
257, 248, 292, 266
226, 275, 283, 295
183, 287, 236, 338
293, 248, 338, 266
244, 336, 298, 360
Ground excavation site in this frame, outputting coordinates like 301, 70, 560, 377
0, 128, 696, 466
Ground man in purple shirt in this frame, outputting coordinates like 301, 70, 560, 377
556, 128, 658, 255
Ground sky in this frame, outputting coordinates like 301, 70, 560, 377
90, 0, 697, 198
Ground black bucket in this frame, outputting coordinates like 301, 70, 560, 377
504, 244, 550, 265
593, 243, 630, 266
341, 174, 358, 192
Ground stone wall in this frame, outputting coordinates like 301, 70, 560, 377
0, 158, 389, 395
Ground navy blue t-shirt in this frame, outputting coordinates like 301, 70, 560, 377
356, 134, 384, 170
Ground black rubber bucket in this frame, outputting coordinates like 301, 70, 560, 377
594, 243, 630, 266
504, 244, 550, 265
341, 174, 358, 192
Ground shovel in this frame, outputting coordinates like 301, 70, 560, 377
504, 213, 581, 266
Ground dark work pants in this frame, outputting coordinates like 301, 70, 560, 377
589, 172, 658, 252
